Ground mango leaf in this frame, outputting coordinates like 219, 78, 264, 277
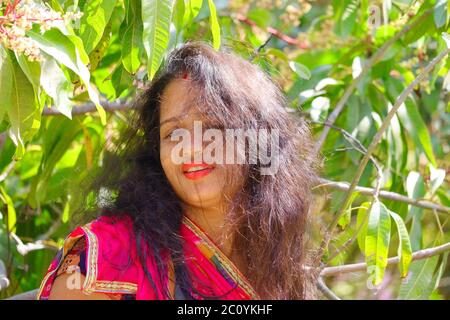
397, 99, 436, 166
142, 0, 173, 81
15, 53, 41, 94
89, 20, 112, 73
27, 29, 106, 125
289, 61, 311, 80
111, 64, 134, 98
0, 186, 17, 233
405, 171, 426, 221
6, 52, 40, 160
389, 211, 412, 278
40, 54, 73, 119
0, 46, 13, 124
356, 201, 371, 253
365, 200, 391, 286
79, 0, 117, 54
207, 0, 221, 50
173, 0, 186, 34
183, 0, 203, 26
27, 117, 81, 208
428, 164, 446, 196
434, 0, 448, 29
121, 0, 143, 74
398, 255, 439, 299
338, 191, 360, 229
421, 252, 448, 299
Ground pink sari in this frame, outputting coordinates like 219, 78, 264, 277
37, 214, 259, 300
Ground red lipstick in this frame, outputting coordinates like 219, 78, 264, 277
182, 162, 214, 180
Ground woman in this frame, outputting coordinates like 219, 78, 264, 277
37, 41, 319, 300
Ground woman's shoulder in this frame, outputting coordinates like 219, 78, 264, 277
37, 213, 142, 299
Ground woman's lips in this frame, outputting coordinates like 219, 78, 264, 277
182, 163, 215, 180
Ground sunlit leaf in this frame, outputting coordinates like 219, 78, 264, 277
207, 0, 221, 50
365, 200, 391, 286
142, 0, 173, 80
79, 0, 117, 54
389, 210, 412, 278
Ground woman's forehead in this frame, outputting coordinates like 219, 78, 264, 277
159, 79, 203, 125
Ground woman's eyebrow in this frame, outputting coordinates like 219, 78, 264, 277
159, 115, 184, 127
159, 111, 203, 127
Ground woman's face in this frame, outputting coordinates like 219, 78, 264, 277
159, 78, 243, 211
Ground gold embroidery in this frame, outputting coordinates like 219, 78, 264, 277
94, 280, 137, 293
80, 225, 98, 294
80, 224, 138, 295
182, 216, 260, 299
36, 234, 84, 299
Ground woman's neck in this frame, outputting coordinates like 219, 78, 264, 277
183, 204, 234, 257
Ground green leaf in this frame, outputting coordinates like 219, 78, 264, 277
338, 191, 360, 229
7, 53, 40, 160
0, 186, 17, 233
79, 0, 117, 54
389, 210, 412, 278
405, 171, 426, 221
397, 99, 436, 166
173, 0, 186, 33
183, 0, 203, 26
398, 256, 439, 299
121, 0, 143, 74
111, 64, 133, 97
356, 201, 371, 253
15, 53, 41, 94
62, 200, 70, 224
289, 61, 311, 80
28, 117, 81, 208
0, 46, 13, 124
207, 0, 221, 50
40, 54, 74, 119
428, 164, 446, 196
434, 0, 447, 29
365, 200, 391, 286
142, 0, 173, 81
384, 77, 429, 153
27, 29, 106, 125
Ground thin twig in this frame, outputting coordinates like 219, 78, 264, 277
249, 34, 273, 62
317, 277, 341, 300
234, 13, 309, 49
320, 242, 450, 277
316, 178, 450, 214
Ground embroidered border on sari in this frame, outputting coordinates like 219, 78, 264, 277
182, 216, 260, 299
81, 224, 138, 295
36, 234, 85, 299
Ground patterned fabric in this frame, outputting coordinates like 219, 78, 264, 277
36, 213, 259, 300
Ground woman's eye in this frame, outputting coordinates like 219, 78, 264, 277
163, 128, 178, 140
164, 131, 173, 139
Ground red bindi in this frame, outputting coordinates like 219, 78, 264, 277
182, 72, 189, 79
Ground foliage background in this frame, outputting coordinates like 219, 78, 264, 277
0, 0, 449, 300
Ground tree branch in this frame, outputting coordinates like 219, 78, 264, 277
42, 100, 134, 116
320, 242, 450, 277
234, 13, 309, 49
316, 178, 450, 214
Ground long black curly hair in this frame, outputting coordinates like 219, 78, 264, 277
73, 40, 320, 299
